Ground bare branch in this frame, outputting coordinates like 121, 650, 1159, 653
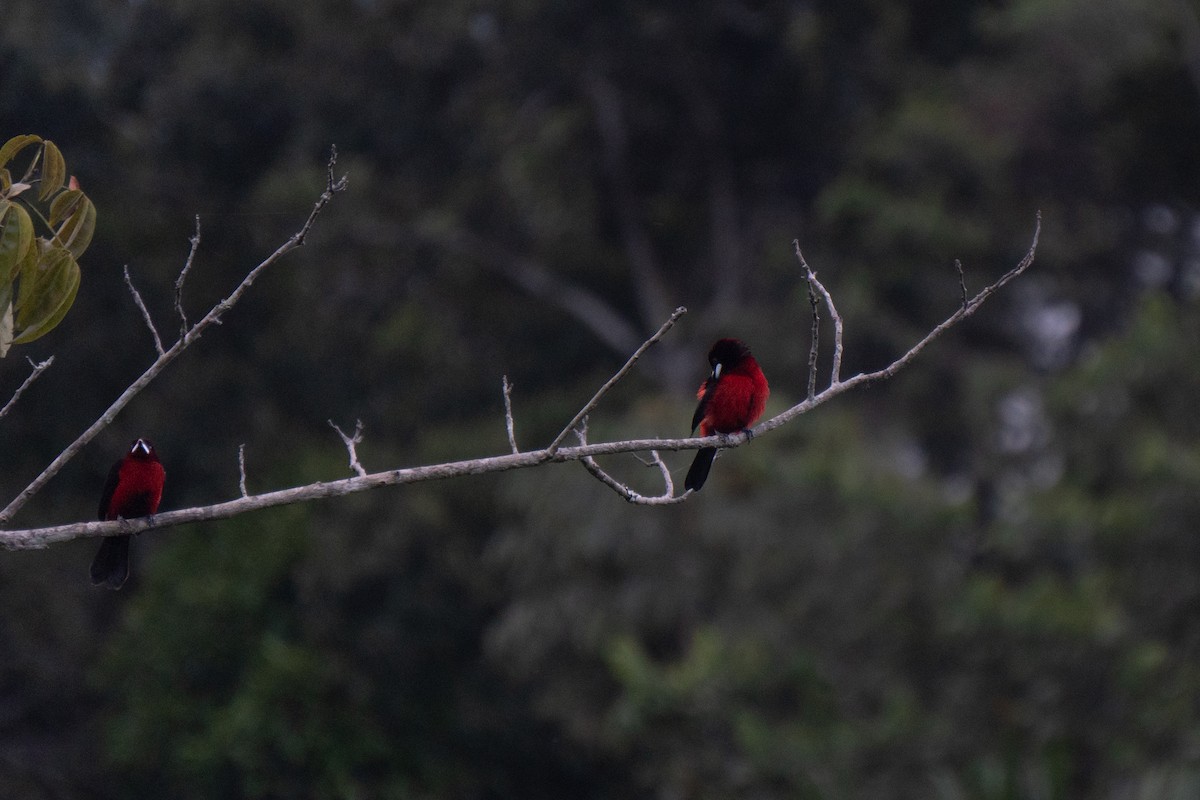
759, 212, 1042, 437
547, 306, 686, 453
794, 246, 844, 388
955, 259, 968, 310
329, 419, 367, 478
0, 356, 54, 420
0, 213, 1040, 545
574, 418, 687, 505
123, 266, 164, 356
645, 450, 677, 497
0, 434, 732, 549
238, 444, 248, 498
579, 455, 689, 505
798, 242, 820, 401
175, 215, 201, 339
0, 149, 348, 526
502, 375, 519, 453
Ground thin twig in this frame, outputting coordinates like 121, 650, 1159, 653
955, 259, 968, 310
757, 212, 1042, 437
238, 444, 248, 498
801, 257, 843, 386
329, 419, 367, 478
0, 356, 54, 420
574, 418, 687, 505
0, 213, 1041, 544
124, 266, 164, 356
0, 435, 737, 548
797, 241, 820, 401
0, 149, 348, 526
175, 215, 201, 339
502, 375, 518, 453
547, 306, 686, 453
645, 450, 675, 496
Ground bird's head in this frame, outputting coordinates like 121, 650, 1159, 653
708, 338, 752, 378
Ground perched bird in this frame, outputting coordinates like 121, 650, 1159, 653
91, 438, 165, 590
685, 338, 769, 492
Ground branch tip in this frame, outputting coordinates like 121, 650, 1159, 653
502, 375, 518, 453
329, 418, 367, 478
547, 307, 685, 453
237, 444, 248, 498
124, 265, 165, 356
0, 165, 345, 526
175, 215, 202, 339
0, 356, 54, 421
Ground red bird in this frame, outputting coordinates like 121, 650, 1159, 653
91, 438, 165, 590
685, 338, 769, 492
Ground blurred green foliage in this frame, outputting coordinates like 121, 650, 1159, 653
1, 0, 1199, 797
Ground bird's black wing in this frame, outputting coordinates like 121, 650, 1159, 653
98, 461, 121, 521
691, 375, 718, 433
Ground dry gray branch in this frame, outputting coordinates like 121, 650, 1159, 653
546, 306, 686, 453
794, 244, 844, 391
573, 417, 686, 505
329, 419, 368, 478
175, 215, 201, 338
0, 356, 54, 421
124, 265, 164, 356
802, 250, 820, 401
0, 213, 1041, 548
502, 375, 519, 453
238, 444, 248, 498
0, 148, 348, 526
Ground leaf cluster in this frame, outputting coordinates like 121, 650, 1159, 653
0, 134, 94, 356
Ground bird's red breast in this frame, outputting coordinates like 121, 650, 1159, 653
100, 439, 165, 520
691, 338, 769, 437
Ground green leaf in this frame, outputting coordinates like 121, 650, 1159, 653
38, 140, 65, 201
0, 135, 41, 171
57, 196, 95, 258
48, 188, 83, 226
0, 202, 34, 285
0, 297, 12, 358
13, 245, 80, 344
16, 238, 42, 292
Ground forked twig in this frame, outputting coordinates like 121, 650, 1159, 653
329, 419, 367, 478
0, 213, 1041, 544
0, 356, 54, 420
574, 418, 686, 505
0, 147, 348, 526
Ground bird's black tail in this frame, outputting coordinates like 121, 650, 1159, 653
91, 535, 131, 590
685, 447, 717, 492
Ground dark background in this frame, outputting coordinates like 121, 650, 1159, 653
3, 0, 1200, 797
